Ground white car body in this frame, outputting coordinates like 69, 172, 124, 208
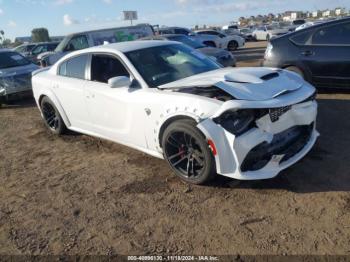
195, 30, 245, 50
253, 26, 289, 41
32, 41, 318, 181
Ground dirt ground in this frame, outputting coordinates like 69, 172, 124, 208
0, 41, 350, 256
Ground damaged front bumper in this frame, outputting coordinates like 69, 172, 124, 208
198, 93, 319, 180
0, 74, 33, 102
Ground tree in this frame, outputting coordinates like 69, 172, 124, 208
0, 30, 5, 47
31, 28, 50, 43
1, 39, 11, 47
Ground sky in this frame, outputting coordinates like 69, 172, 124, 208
0, 0, 350, 40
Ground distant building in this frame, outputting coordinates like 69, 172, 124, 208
322, 9, 335, 17
312, 10, 321, 18
291, 11, 304, 20
335, 7, 347, 16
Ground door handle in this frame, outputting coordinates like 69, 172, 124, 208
301, 50, 315, 56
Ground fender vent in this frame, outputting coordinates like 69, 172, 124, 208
261, 72, 279, 81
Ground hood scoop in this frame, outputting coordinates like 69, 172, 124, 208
224, 72, 263, 84
225, 71, 280, 84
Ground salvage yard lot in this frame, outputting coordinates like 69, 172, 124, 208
0, 41, 350, 255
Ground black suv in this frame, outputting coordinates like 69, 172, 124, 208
263, 18, 350, 89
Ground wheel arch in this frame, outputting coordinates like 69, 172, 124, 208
38, 92, 71, 127
158, 115, 199, 148
282, 64, 312, 82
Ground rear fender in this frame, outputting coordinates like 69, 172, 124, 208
38, 89, 71, 127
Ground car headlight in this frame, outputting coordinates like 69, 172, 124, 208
265, 43, 273, 59
213, 110, 255, 136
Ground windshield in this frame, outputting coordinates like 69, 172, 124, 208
167, 35, 205, 49
126, 44, 221, 87
0, 52, 31, 69
55, 36, 70, 52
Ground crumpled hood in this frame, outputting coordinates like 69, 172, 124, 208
159, 67, 304, 101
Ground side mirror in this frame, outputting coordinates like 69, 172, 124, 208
108, 76, 131, 88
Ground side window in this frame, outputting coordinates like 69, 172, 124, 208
312, 22, 350, 45
90, 54, 130, 84
59, 55, 88, 79
290, 31, 311, 45
64, 35, 89, 52
58, 62, 67, 76
32, 45, 47, 55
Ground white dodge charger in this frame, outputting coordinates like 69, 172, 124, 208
32, 41, 319, 184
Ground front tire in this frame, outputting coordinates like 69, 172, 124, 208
228, 41, 238, 51
162, 119, 216, 185
40, 96, 66, 135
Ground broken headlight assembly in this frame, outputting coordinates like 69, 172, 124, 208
213, 109, 256, 136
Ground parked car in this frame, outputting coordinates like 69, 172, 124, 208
0, 49, 39, 105
239, 28, 256, 41
32, 41, 318, 184
195, 29, 245, 51
13, 43, 37, 56
140, 34, 236, 67
159, 27, 222, 48
253, 25, 289, 41
38, 24, 155, 67
263, 18, 350, 89
23, 42, 59, 64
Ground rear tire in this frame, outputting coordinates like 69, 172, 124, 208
40, 96, 66, 135
162, 119, 216, 185
285, 66, 305, 79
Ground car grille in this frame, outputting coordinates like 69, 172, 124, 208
240, 123, 314, 172
269, 106, 292, 122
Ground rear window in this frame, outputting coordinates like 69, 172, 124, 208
0, 52, 31, 69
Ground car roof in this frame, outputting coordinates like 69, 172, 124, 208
160, 27, 189, 30
195, 29, 217, 32
65, 24, 153, 37
80, 40, 180, 54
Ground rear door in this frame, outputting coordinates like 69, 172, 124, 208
54, 54, 91, 130
300, 20, 350, 88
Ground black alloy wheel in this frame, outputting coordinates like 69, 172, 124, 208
162, 119, 215, 184
40, 96, 66, 135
